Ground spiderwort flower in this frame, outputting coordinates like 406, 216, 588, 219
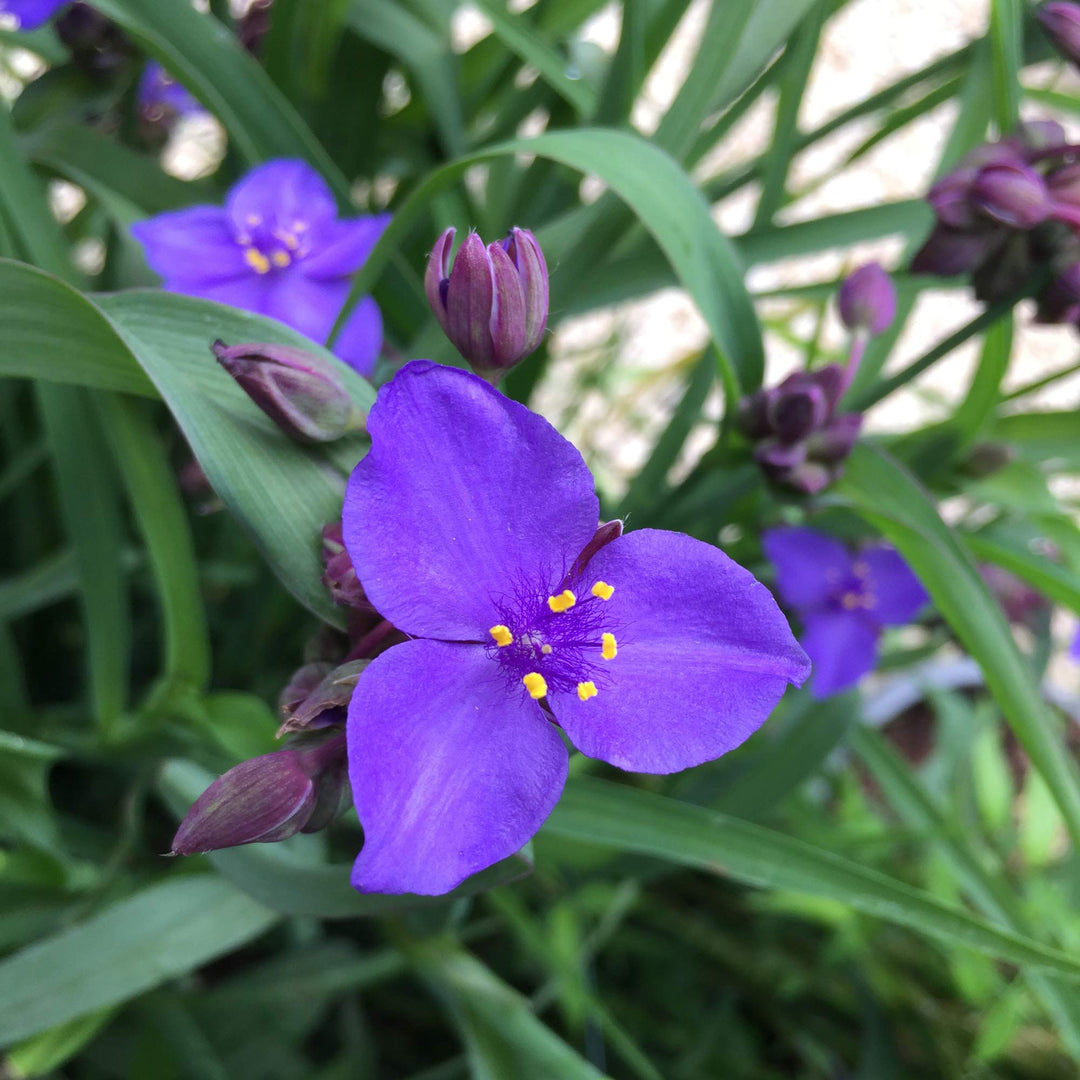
764, 528, 928, 698
0, 0, 68, 29
425, 226, 548, 382
131, 160, 390, 376
838, 262, 897, 336
138, 61, 204, 123
342, 362, 809, 895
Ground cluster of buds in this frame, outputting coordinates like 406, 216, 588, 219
171, 519, 402, 856
1040, 3, 1080, 69
912, 121, 1080, 318
737, 263, 895, 494
425, 226, 549, 383
213, 340, 365, 443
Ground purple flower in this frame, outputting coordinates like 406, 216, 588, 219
341, 362, 809, 895
0, 0, 68, 29
131, 160, 390, 376
764, 527, 928, 699
838, 262, 897, 335
138, 61, 204, 122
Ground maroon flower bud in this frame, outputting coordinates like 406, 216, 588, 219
928, 172, 978, 228
171, 734, 348, 854
838, 262, 897, 335
784, 461, 833, 495
911, 225, 997, 277
971, 231, 1032, 303
212, 340, 365, 443
808, 412, 863, 464
321, 521, 374, 610
425, 226, 549, 381
277, 659, 368, 736
769, 382, 829, 444
1036, 262, 1080, 323
971, 162, 1053, 228
1039, 3, 1080, 68
755, 440, 808, 473
1048, 161, 1080, 207
737, 387, 779, 441
1014, 119, 1068, 154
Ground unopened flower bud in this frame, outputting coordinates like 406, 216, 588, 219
928, 172, 978, 228
278, 659, 368, 736
769, 382, 829, 444
171, 734, 348, 854
807, 412, 863, 464
1014, 119, 1067, 153
838, 262, 897, 335
961, 442, 1015, 479
971, 162, 1053, 228
212, 340, 365, 443
1039, 3, 1080, 68
321, 521, 374, 609
425, 226, 549, 380
1037, 262, 1080, 323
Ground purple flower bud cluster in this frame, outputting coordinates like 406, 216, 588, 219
1039, 3, 1080, 69
737, 264, 895, 494
913, 123, 1080, 317
425, 226, 548, 382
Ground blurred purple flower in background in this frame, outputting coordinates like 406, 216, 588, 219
341, 361, 809, 895
0, 0, 68, 29
764, 527, 928, 698
1040, 2, 1080, 67
132, 159, 390, 376
137, 61, 204, 123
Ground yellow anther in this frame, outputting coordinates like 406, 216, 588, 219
274, 229, 301, 251
244, 248, 271, 274
577, 681, 598, 702
601, 632, 617, 660
270, 249, 291, 268
489, 624, 513, 647
591, 581, 614, 600
522, 672, 547, 700
541, 644, 553, 655
245, 213, 263, 227
547, 589, 576, 613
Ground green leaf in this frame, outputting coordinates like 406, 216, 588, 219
99, 394, 211, 693
341, 127, 764, 397
965, 532, 1080, 615
90, 0, 344, 186
0, 730, 63, 854
836, 444, 1080, 852
952, 314, 1012, 447
5, 1008, 117, 1078
0, 875, 278, 1046
38, 385, 131, 735
0, 259, 373, 626
404, 938, 606, 1080
989, 0, 1023, 133
545, 778, 1080, 977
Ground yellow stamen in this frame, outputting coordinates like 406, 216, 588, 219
270, 249, 291, 268
577, 681, 598, 702
489, 624, 513, 647
245, 213, 262, 227
275, 229, 301, 251
541, 644, 553, 655
547, 589, 576, 613
591, 581, 614, 600
244, 248, 271, 274
523, 672, 547, 700
601, 632, 617, 660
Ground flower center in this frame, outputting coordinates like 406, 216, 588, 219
486, 579, 618, 703
234, 214, 311, 275
829, 560, 877, 613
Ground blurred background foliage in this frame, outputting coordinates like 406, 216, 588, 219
4, 0, 1080, 1076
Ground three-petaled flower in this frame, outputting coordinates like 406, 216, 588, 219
341, 361, 810, 895
0, 0, 68, 30
131, 159, 390, 375
764, 527, 928, 698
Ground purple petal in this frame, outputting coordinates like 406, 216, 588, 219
763, 527, 852, 613
1070, 626, 1080, 662
225, 159, 337, 236
348, 638, 568, 895
802, 612, 879, 697
261, 271, 349, 341
332, 296, 383, 377
165, 273, 273, 313
550, 529, 809, 774
0, 0, 68, 29
302, 214, 391, 280
343, 361, 600, 639
138, 61, 203, 118
131, 206, 248, 285
425, 227, 455, 334
859, 547, 927, 626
